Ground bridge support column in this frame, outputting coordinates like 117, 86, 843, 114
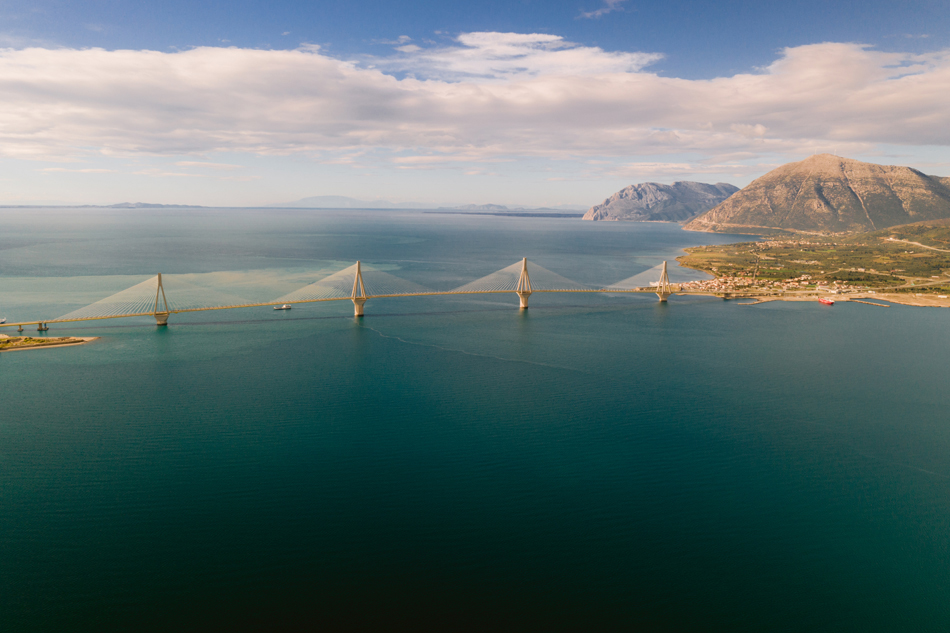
352, 261, 368, 317
153, 273, 170, 326
655, 260, 672, 302
37, 322, 48, 331
516, 257, 532, 310
18, 324, 24, 333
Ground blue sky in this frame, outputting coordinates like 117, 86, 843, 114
0, 0, 948, 206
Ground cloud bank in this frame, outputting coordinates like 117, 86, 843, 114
0, 33, 948, 170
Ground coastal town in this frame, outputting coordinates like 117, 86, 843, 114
676, 233, 950, 306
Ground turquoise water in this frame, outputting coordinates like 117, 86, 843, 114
2, 209, 949, 631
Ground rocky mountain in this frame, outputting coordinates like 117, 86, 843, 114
686, 154, 950, 234
583, 182, 738, 222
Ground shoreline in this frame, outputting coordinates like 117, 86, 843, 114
0, 336, 99, 352
699, 293, 950, 308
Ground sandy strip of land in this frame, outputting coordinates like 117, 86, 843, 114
717, 293, 950, 308
0, 336, 99, 352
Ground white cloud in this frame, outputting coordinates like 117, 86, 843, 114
175, 161, 243, 170
579, 0, 627, 19
133, 168, 204, 178
40, 167, 115, 173
374, 32, 661, 80
0, 37, 947, 173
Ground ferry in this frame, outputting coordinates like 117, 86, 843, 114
274, 304, 292, 311
818, 297, 835, 306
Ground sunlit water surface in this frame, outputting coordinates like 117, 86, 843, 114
1, 208, 948, 631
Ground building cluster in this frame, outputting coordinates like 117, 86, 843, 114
679, 272, 864, 294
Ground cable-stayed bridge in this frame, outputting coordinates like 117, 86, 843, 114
3, 258, 710, 332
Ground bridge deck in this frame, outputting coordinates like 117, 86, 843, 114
0, 287, 773, 329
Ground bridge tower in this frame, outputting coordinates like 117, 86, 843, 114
516, 257, 532, 309
154, 273, 170, 325
656, 261, 673, 302
352, 261, 368, 317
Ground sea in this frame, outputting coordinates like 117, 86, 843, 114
1, 207, 949, 631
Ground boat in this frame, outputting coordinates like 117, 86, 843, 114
0, 318, 5, 324
818, 297, 835, 306
274, 304, 292, 311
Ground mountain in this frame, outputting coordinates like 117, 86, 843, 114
106, 202, 199, 209
445, 203, 511, 212
269, 196, 588, 212
582, 182, 738, 222
268, 196, 439, 209
685, 154, 950, 234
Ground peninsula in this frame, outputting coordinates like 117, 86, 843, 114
676, 219, 950, 307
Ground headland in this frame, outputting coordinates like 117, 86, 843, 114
676, 220, 950, 308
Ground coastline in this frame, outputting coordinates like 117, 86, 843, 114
0, 336, 99, 352
692, 292, 950, 308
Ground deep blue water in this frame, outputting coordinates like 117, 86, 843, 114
1, 209, 949, 631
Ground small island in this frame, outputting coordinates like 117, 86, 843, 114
0, 335, 98, 352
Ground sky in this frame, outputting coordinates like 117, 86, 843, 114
0, 0, 948, 207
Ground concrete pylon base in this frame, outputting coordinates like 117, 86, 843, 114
37, 323, 48, 331
353, 297, 367, 317
517, 290, 531, 309
154, 313, 169, 325
656, 292, 671, 302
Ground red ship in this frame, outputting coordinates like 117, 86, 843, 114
818, 297, 835, 305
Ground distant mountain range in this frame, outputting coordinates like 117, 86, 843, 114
268, 195, 586, 212
268, 195, 433, 209
106, 202, 200, 209
686, 154, 950, 234
582, 182, 739, 222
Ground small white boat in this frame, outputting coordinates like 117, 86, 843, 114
0, 318, 5, 324
274, 304, 292, 311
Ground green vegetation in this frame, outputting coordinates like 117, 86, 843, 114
0, 336, 83, 350
865, 218, 950, 250
679, 222, 950, 294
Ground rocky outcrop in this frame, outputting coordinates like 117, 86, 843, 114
686, 154, 950, 234
583, 182, 738, 222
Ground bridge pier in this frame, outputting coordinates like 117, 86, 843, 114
153, 274, 171, 326
352, 261, 368, 317
515, 258, 532, 309
18, 324, 24, 333
37, 322, 48, 331
655, 261, 672, 302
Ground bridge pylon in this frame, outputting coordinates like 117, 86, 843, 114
516, 257, 532, 309
154, 273, 170, 325
656, 261, 673, 302
352, 261, 368, 317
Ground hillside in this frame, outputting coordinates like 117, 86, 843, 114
678, 219, 950, 299
583, 182, 738, 222
685, 155, 950, 234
